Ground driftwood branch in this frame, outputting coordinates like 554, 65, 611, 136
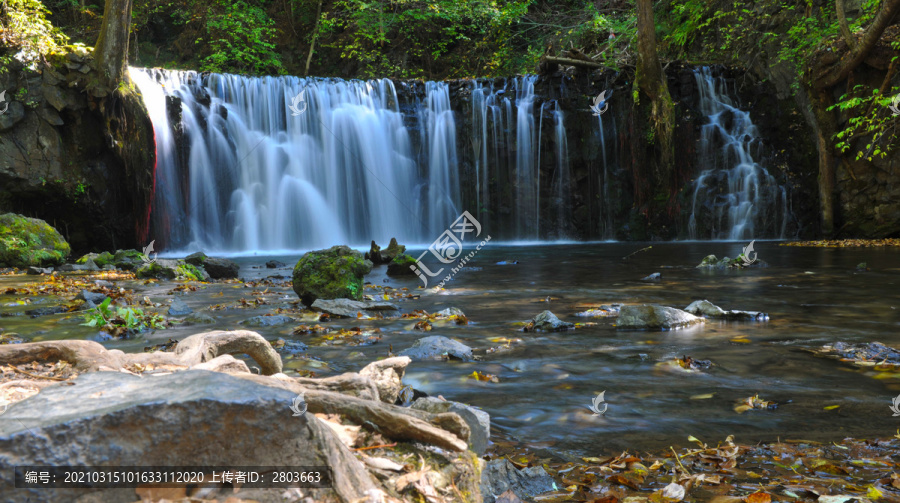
0, 330, 282, 375
235, 374, 469, 452
542, 56, 604, 69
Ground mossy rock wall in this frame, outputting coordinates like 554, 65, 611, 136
292, 245, 374, 305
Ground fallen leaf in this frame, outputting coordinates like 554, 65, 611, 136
743, 492, 771, 503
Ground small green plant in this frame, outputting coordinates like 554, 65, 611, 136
82, 297, 167, 335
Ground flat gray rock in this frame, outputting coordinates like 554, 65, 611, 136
411, 397, 489, 455
481, 458, 555, 503
167, 297, 193, 316
685, 299, 768, 320
311, 298, 399, 318
241, 315, 294, 327
617, 304, 703, 330
398, 335, 473, 361
0, 370, 375, 502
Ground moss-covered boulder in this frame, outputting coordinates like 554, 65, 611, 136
292, 245, 373, 305
113, 249, 146, 270
0, 213, 70, 268
382, 237, 406, 262
386, 253, 417, 276
77, 251, 114, 267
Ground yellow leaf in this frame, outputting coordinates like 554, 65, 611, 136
824, 405, 840, 410
731, 337, 751, 344
690, 393, 715, 400
867, 485, 883, 499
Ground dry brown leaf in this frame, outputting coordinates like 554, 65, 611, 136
743, 492, 771, 503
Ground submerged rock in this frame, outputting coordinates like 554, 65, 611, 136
0, 213, 70, 268
25, 266, 53, 275
436, 307, 466, 317
184, 312, 216, 325
481, 458, 556, 503
25, 306, 67, 317
642, 272, 662, 281
617, 304, 703, 330
684, 299, 768, 320
398, 335, 473, 361
241, 315, 294, 327
411, 397, 490, 454
696, 254, 767, 269
0, 370, 376, 502
311, 298, 399, 318
527, 310, 574, 331
292, 245, 373, 304
265, 260, 286, 268
167, 297, 193, 316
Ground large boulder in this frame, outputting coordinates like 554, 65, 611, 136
0, 370, 376, 502
292, 245, 373, 305
617, 304, 703, 330
311, 298, 400, 318
0, 213, 70, 268
398, 336, 474, 361
411, 397, 490, 454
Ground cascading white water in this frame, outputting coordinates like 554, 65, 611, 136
552, 105, 571, 238
687, 67, 790, 240
131, 67, 465, 252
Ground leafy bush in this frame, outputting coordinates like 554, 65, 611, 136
0, 0, 69, 65
82, 297, 168, 335
197, 0, 283, 75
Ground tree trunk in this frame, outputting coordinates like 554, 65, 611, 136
634, 0, 675, 207
809, 86, 837, 235
816, 0, 900, 89
93, 0, 134, 87
305, 0, 324, 76
836, 0, 856, 50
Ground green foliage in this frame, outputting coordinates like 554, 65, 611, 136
197, 0, 282, 75
321, 0, 536, 78
0, 0, 68, 65
830, 84, 899, 161
81, 297, 167, 332
0, 213, 70, 268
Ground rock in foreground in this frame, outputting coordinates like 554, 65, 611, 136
0, 370, 375, 502
412, 397, 490, 454
0, 213, 70, 268
292, 245, 373, 305
617, 304, 703, 330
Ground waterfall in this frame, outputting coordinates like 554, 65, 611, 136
687, 67, 790, 240
131, 68, 440, 252
552, 104, 571, 238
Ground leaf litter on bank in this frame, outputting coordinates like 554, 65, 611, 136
488, 434, 900, 503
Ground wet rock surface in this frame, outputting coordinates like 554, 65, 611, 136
398, 336, 474, 361
617, 304, 703, 330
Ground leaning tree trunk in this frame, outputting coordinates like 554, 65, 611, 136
90, 0, 156, 243
633, 0, 676, 232
93, 0, 134, 88
806, 0, 900, 236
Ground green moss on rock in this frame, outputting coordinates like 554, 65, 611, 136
77, 251, 114, 266
292, 245, 373, 305
386, 254, 417, 276
176, 263, 205, 281
0, 213, 71, 268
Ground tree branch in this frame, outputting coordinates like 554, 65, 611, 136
817, 0, 900, 89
